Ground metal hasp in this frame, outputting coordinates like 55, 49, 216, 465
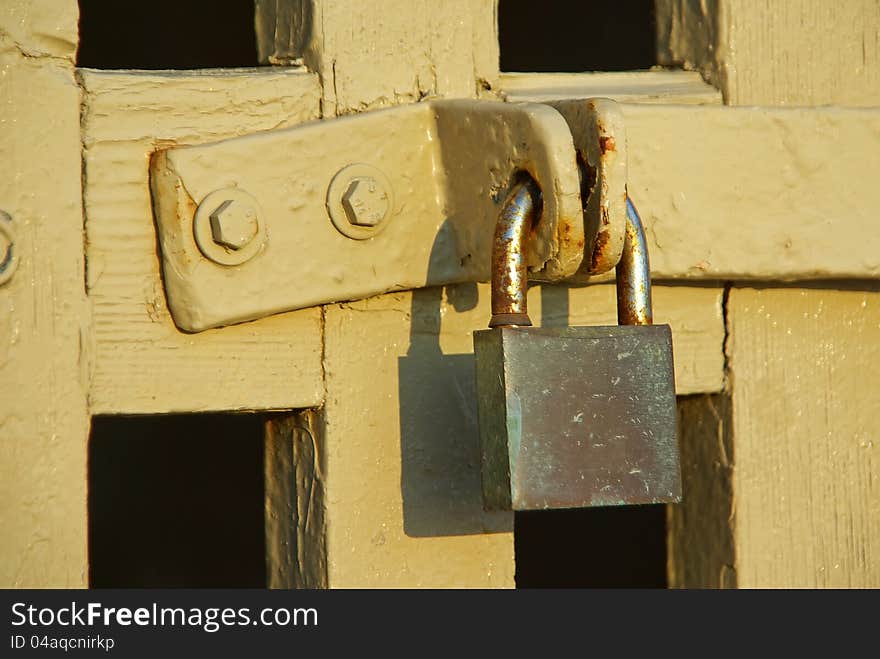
150, 98, 627, 332
473, 191, 681, 511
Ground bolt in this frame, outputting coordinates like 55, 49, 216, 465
209, 198, 260, 250
341, 176, 389, 227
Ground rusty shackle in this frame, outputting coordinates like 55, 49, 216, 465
488, 177, 654, 328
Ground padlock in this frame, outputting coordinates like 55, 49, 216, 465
473, 176, 681, 510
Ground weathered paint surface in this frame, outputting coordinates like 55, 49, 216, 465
323, 290, 515, 587
424, 70, 880, 282
671, 289, 880, 589
255, 0, 499, 114
727, 287, 880, 587
625, 104, 880, 281
0, 0, 89, 586
657, 0, 880, 106
7, 0, 875, 590
151, 99, 587, 331
548, 98, 628, 276
500, 71, 723, 106
79, 69, 326, 414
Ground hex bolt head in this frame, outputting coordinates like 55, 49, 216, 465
209, 198, 260, 250
326, 164, 394, 240
341, 176, 389, 227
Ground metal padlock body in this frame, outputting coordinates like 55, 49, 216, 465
475, 324, 678, 510
474, 184, 681, 511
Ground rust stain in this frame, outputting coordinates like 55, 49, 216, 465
556, 214, 581, 252
490, 178, 538, 327
590, 230, 611, 271
599, 135, 616, 154
182, 186, 198, 222
577, 152, 597, 207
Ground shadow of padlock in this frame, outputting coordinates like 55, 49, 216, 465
396, 219, 513, 537
474, 178, 681, 511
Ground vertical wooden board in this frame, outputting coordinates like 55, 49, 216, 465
728, 287, 880, 587
724, 0, 880, 106
657, 0, 880, 106
0, 8, 89, 586
667, 394, 736, 589
265, 411, 327, 589
322, 288, 515, 587
80, 70, 326, 414
655, 0, 725, 93
256, 0, 499, 114
1, 0, 78, 59
320, 282, 722, 586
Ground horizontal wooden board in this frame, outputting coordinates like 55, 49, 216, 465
500, 70, 723, 105
625, 104, 880, 281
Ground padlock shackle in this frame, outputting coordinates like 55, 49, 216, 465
617, 197, 653, 325
489, 177, 540, 328
489, 183, 653, 328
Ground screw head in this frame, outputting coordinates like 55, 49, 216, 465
209, 199, 259, 250
341, 177, 389, 227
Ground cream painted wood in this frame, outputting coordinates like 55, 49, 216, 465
624, 104, 880, 281
657, 0, 880, 106
473, 99, 880, 281
75, 66, 723, 588
149, 99, 591, 331
0, 1, 89, 587
80, 69, 326, 414
321, 286, 513, 588
2, 0, 79, 60
316, 282, 723, 587
500, 70, 722, 105
726, 287, 880, 587
671, 289, 880, 589
77, 68, 775, 417
655, 0, 880, 590
255, 0, 499, 115
0, 0, 866, 591
81, 72, 880, 344
504, 71, 880, 280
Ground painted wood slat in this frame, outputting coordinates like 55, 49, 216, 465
0, 1, 89, 587
80, 69, 326, 414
